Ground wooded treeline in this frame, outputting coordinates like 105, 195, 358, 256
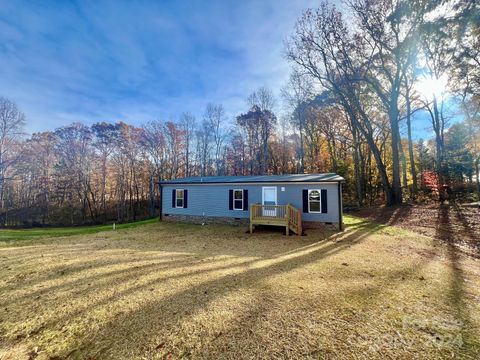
0, 0, 479, 226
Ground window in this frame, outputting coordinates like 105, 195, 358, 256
176, 189, 184, 208
308, 189, 321, 213
233, 189, 244, 210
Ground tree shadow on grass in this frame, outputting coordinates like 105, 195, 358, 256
1, 220, 382, 359
436, 205, 476, 351
1, 225, 336, 305
62, 224, 376, 359
4, 239, 322, 345
355, 205, 413, 226
452, 203, 480, 253
1, 255, 202, 309
0, 253, 190, 294
8, 256, 269, 344
1, 226, 336, 310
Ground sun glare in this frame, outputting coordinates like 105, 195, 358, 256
415, 74, 449, 100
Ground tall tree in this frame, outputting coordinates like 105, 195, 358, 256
236, 105, 276, 175
444, 122, 475, 185
402, 73, 419, 196
281, 71, 313, 173
247, 88, 277, 174
462, 96, 480, 195
179, 112, 196, 178
141, 120, 167, 217
54, 123, 93, 223
0, 97, 25, 219
92, 122, 118, 221
286, 2, 396, 204
347, 0, 430, 205
204, 104, 227, 176
448, 0, 480, 98
196, 118, 213, 177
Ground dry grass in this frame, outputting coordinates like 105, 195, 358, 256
0, 217, 479, 359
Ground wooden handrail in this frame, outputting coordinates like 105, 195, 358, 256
250, 204, 288, 220
250, 203, 302, 235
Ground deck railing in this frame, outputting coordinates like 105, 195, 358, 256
249, 204, 302, 235
250, 204, 287, 220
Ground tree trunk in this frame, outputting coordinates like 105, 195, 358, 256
351, 125, 364, 206
298, 110, 305, 173
149, 174, 155, 217
399, 141, 408, 193
475, 158, 480, 197
344, 101, 394, 206
405, 86, 417, 196
389, 97, 403, 205
432, 96, 446, 202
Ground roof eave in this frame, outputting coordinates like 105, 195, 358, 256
158, 179, 345, 185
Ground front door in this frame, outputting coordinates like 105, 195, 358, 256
262, 187, 277, 216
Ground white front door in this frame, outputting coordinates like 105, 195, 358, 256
262, 187, 277, 216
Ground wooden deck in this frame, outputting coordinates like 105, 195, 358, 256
249, 204, 302, 235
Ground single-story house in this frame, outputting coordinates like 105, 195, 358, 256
159, 173, 345, 231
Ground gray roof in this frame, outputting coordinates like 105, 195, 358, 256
160, 173, 344, 184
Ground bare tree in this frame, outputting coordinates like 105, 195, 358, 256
237, 104, 276, 175
402, 73, 419, 197
142, 120, 167, 216
247, 86, 275, 112
462, 97, 480, 196
204, 104, 226, 176
286, 3, 396, 205
246, 88, 277, 174
54, 123, 93, 223
179, 112, 196, 177
281, 70, 314, 173
0, 97, 25, 220
196, 118, 212, 176
448, 0, 480, 98
346, 0, 429, 205
92, 122, 118, 221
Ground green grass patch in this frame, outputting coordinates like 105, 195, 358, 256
343, 214, 407, 235
0, 218, 158, 241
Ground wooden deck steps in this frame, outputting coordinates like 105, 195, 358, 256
249, 204, 302, 235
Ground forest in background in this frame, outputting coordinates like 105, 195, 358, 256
0, 0, 479, 226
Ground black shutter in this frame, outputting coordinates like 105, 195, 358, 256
302, 190, 308, 213
243, 190, 248, 210
184, 190, 188, 208
172, 189, 176, 208
321, 189, 328, 213
229, 189, 233, 210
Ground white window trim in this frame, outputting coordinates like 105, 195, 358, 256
175, 189, 185, 208
233, 189, 244, 210
308, 189, 322, 213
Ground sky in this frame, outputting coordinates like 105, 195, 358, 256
0, 0, 319, 133
0, 0, 458, 140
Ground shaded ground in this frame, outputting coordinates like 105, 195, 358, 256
0, 218, 158, 240
0, 217, 479, 359
353, 203, 480, 257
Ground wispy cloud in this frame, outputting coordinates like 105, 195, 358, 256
0, 0, 317, 133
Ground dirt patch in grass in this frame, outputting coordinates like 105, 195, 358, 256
0, 218, 479, 359
353, 203, 480, 257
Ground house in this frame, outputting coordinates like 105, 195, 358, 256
159, 173, 345, 232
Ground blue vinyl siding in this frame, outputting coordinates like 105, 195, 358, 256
162, 183, 340, 223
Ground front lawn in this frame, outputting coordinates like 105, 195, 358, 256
0, 218, 158, 241
0, 216, 479, 359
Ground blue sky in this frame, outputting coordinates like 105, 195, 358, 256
0, 0, 456, 140
0, 0, 318, 133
